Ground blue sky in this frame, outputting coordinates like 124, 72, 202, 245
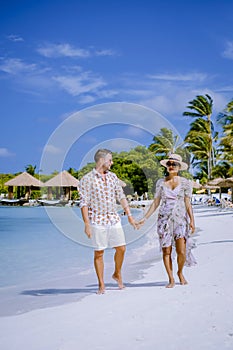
0, 0, 233, 174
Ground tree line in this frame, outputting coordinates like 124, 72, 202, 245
1, 94, 232, 199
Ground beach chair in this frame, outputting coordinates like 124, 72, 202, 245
220, 198, 233, 209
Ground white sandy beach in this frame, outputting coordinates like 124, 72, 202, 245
1, 205, 233, 350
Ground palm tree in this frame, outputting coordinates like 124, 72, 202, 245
212, 161, 231, 178
217, 100, 233, 175
25, 164, 36, 176
149, 128, 189, 162
220, 123, 233, 159
67, 167, 79, 178
184, 118, 218, 178
217, 100, 233, 126
183, 94, 215, 179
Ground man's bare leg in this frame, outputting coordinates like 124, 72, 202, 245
162, 246, 175, 288
112, 245, 126, 289
94, 250, 105, 294
176, 238, 188, 285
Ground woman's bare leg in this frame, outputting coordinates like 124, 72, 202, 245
162, 246, 175, 288
176, 238, 188, 285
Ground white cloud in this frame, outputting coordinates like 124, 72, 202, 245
148, 72, 207, 82
68, 88, 118, 103
141, 95, 174, 115
37, 42, 118, 59
0, 48, 229, 121
0, 58, 37, 75
0, 148, 14, 157
215, 86, 233, 93
96, 89, 118, 99
37, 43, 90, 58
0, 56, 109, 101
222, 41, 233, 60
139, 87, 229, 118
53, 72, 106, 96
73, 87, 119, 103
7, 34, 24, 42
112, 71, 230, 118
76, 95, 97, 104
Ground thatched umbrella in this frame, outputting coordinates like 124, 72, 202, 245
42, 170, 79, 200
216, 177, 233, 202
206, 177, 224, 198
5, 172, 43, 199
207, 177, 233, 201
207, 177, 224, 186
216, 177, 233, 188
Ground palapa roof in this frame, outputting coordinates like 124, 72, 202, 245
207, 177, 233, 188
43, 170, 79, 187
207, 177, 224, 186
5, 172, 43, 187
217, 177, 233, 188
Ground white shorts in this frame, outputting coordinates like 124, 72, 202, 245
90, 222, 126, 251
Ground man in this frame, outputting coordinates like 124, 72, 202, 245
79, 149, 136, 294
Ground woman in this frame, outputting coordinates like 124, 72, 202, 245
137, 154, 196, 288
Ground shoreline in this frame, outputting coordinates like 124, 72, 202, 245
0, 251, 161, 318
0, 208, 160, 317
0, 205, 233, 350
0, 205, 230, 318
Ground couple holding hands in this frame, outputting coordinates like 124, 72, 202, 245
79, 149, 196, 294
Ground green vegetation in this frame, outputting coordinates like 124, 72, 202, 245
216, 100, 233, 176
183, 94, 216, 181
25, 164, 37, 176
1, 95, 232, 198
183, 95, 233, 183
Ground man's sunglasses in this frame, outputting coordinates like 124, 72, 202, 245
166, 161, 180, 167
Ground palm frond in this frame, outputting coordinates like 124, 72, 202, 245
183, 94, 213, 119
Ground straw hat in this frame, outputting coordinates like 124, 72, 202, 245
160, 153, 188, 171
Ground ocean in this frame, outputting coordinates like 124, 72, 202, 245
0, 206, 160, 317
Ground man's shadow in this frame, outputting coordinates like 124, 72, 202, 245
20, 281, 167, 296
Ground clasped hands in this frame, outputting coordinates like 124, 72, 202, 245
84, 216, 147, 237
128, 216, 146, 230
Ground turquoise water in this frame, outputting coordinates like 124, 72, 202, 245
0, 206, 160, 316
0, 206, 90, 288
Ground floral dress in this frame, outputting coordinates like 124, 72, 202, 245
155, 177, 197, 267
